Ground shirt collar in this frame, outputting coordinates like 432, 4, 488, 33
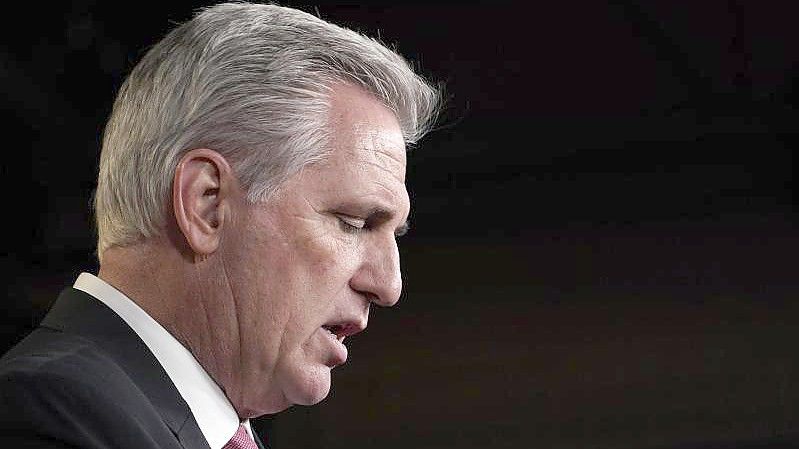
73, 272, 253, 449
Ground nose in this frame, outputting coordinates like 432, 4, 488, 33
349, 234, 402, 307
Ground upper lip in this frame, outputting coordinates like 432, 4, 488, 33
322, 318, 367, 342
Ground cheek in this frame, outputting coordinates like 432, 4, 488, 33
292, 228, 357, 288
307, 243, 364, 311
280, 240, 361, 346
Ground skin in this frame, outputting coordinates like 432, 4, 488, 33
99, 83, 409, 418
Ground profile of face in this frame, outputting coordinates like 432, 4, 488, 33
217, 83, 409, 416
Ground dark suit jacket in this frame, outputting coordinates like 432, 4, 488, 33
0, 287, 266, 449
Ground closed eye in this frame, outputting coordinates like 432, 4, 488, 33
335, 209, 409, 237
337, 214, 366, 233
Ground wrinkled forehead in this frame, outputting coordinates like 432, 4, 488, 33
345, 124, 407, 178
324, 84, 407, 181
295, 119, 407, 200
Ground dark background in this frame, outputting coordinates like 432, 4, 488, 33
1, 1, 796, 448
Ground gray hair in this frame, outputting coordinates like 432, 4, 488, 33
95, 2, 441, 257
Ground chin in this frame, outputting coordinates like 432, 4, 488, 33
236, 365, 330, 417
237, 387, 293, 418
285, 364, 333, 406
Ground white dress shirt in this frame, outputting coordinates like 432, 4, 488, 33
73, 272, 254, 449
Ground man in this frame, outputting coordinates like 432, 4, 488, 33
0, 3, 440, 448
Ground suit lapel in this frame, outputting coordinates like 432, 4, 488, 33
175, 414, 215, 449
41, 288, 211, 449
253, 430, 268, 449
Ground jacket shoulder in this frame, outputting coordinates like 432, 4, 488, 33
0, 328, 178, 448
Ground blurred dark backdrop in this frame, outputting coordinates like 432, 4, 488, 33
1, 1, 796, 448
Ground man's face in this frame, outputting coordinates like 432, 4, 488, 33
220, 84, 409, 416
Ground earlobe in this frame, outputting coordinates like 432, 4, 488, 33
172, 149, 233, 258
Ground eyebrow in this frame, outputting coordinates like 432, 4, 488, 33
395, 220, 411, 237
366, 206, 411, 237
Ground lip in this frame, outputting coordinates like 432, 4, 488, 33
320, 317, 367, 368
321, 327, 348, 367
322, 320, 367, 342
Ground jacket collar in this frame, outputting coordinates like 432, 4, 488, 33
41, 287, 211, 449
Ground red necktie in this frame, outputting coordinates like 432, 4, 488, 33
222, 424, 259, 449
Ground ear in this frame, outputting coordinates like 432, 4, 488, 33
172, 148, 234, 258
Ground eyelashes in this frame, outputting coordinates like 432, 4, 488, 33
337, 215, 367, 234
335, 213, 409, 238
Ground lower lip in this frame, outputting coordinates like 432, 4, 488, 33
322, 329, 348, 367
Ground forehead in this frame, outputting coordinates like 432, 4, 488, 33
282, 84, 409, 218
329, 84, 405, 160
317, 83, 407, 182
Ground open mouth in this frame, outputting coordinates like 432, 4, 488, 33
322, 324, 346, 342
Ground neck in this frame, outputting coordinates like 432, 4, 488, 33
97, 240, 244, 417
99, 240, 186, 331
